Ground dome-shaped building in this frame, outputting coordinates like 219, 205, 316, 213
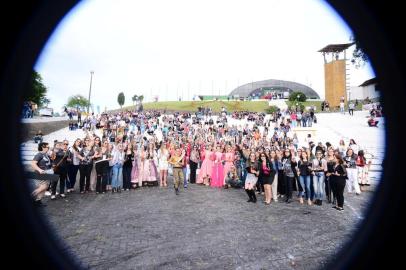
229, 79, 320, 99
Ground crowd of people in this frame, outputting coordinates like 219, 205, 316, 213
29, 108, 372, 212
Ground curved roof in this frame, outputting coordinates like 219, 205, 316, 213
229, 79, 320, 99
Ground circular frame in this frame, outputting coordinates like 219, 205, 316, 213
0, 1, 404, 268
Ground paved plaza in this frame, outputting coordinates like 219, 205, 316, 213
22, 111, 384, 269
43, 181, 374, 270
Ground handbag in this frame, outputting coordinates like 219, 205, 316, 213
52, 150, 68, 171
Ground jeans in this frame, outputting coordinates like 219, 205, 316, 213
79, 164, 92, 192
299, 175, 312, 200
67, 164, 79, 189
313, 172, 325, 200
241, 167, 247, 185
111, 163, 123, 188
183, 167, 188, 187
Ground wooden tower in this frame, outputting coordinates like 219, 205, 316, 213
318, 43, 353, 107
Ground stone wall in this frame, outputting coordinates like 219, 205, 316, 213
21, 120, 71, 142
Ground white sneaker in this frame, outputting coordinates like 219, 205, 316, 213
45, 191, 51, 196
60, 194, 66, 198
50, 195, 56, 200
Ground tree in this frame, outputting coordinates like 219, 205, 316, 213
350, 36, 369, 68
138, 95, 144, 103
42, 97, 51, 107
266, 105, 279, 114
132, 95, 138, 105
66, 95, 90, 111
118, 92, 125, 108
288, 91, 307, 102
23, 70, 48, 107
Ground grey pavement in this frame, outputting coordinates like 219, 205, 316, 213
42, 182, 376, 270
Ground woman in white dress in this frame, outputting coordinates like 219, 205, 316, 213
158, 143, 170, 187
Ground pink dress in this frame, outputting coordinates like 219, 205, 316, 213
197, 150, 214, 184
211, 152, 225, 187
223, 152, 235, 179
130, 151, 140, 186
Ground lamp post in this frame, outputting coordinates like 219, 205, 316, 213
87, 71, 94, 115
296, 94, 301, 112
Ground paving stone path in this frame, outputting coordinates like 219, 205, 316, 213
42, 182, 375, 270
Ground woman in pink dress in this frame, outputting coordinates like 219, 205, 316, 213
139, 145, 148, 187
130, 143, 140, 188
197, 144, 214, 185
223, 145, 235, 183
211, 145, 225, 188
146, 142, 158, 185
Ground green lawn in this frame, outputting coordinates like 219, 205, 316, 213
116, 100, 270, 113
286, 101, 323, 112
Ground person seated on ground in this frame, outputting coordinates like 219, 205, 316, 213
368, 116, 379, 127
225, 165, 243, 189
33, 130, 43, 144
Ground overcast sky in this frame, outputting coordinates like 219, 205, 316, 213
35, 0, 374, 113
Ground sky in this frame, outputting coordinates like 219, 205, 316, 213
35, 0, 374, 113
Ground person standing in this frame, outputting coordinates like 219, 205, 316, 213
122, 142, 134, 191
223, 145, 235, 183
78, 138, 95, 193
157, 143, 170, 187
344, 148, 360, 195
311, 151, 327, 205
197, 144, 214, 185
269, 150, 280, 202
325, 148, 336, 204
189, 144, 200, 184
348, 101, 355, 115
67, 138, 81, 192
77, 109, 82, 125
50, 141, 69, 199
340, 100, 345, 114
169, 147, 185, 195
297, 151, 313, 205
211, 145, 225, 188
331, 154, 347, 211
111, 143, 125, 192
282, 149, 296, 203
259, 153, 274, 205
245, 153, 259, 203
356, 150, 371, 192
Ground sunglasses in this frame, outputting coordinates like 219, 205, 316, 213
64, 143, 69, 145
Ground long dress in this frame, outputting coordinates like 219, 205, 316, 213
138, 150, 147, 186
223, 152, 235, 181
130, 150, 140, 186
357, 156, 370, 186
146, 150, 158, 183
197, 150, 214, 184
211, 152, 225, 187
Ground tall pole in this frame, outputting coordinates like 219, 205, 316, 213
87, 71, 94, 114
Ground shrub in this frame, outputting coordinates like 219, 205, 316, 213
288, 91, 307, 102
